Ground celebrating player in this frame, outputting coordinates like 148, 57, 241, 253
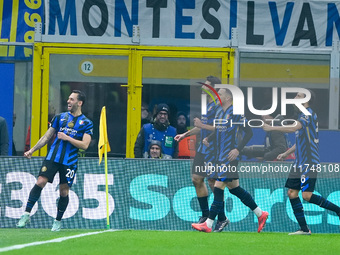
17, 90, 93, 231
263, 90, 340, 235
175, 76, 230, 232
192, 88, 269, 233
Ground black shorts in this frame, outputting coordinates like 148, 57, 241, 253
285, 164, 318, 192
191, 152, 212, 178
39, 160, 77, 187
211, 160, 239, 182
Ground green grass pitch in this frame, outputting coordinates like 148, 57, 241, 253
0, 229, 340, 255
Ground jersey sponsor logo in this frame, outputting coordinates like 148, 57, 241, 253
60, 127, 78, 135
201, 116, 208, 124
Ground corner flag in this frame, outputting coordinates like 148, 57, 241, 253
98, 106, 112, 229
98, 106, 111, 165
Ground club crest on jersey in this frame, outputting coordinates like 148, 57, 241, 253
68, 121, 74, 128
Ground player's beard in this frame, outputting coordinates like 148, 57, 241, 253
69, 103, 79, 114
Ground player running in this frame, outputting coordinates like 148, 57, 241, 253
263, 90, 340, 235
192, 88, 269, 233
175, 76, 230, 232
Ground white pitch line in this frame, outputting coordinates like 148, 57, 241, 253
0, 229, 118, 253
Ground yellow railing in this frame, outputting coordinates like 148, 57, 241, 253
31, 43, 234, 157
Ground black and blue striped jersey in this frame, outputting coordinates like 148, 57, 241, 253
294, 107, 320, 170
215, 105, 244, 163
197, 101, 221, 162
46, 112, 93, 166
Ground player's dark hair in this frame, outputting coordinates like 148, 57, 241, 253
206, 76, 221, 87
72, 90, 86, 106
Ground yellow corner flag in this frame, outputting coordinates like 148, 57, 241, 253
98, 106, 111, 165
98, 106, 112, 229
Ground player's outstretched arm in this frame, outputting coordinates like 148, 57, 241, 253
263, 122, 302, 133
174, 127, 200, 142
24, 127, 56, 158
57, 132, 91, 150
277, 144, 296, 161
193, 118, 215, 131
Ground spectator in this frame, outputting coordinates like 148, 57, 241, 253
0, 116, 9, 155
148, 140, 163, 159
176, 112, 188, 134
141, 102, 151, 126
134, 103, 178, 159
176, 112, 196, 159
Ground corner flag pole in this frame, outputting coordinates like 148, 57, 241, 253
104, 142, 110, 230
98, 106, 111, 230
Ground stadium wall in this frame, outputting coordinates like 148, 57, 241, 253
1, 157, 340, 233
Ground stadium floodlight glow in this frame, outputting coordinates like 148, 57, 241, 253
201, 84, 312, 116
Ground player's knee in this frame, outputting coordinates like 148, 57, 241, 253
192, 175, 204, 187
36, 176, 48, 188
60, 189, 69, 197
207, 179, 215, 191
59, 184, 70, 197
226, 179, 239, 190
302, 192, 312, 202
287, 189, 298, 199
